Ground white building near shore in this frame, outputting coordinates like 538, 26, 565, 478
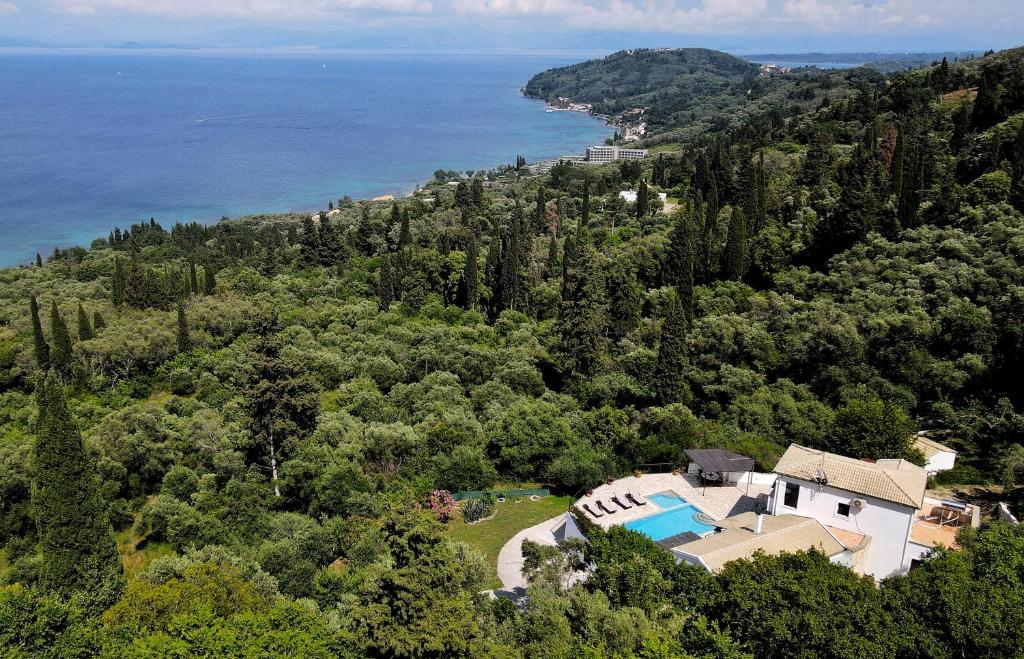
586, 145, 647, 163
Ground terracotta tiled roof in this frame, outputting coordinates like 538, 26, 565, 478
674, 513, 845, 572
773, 445, 926, 509
914, 434, 956, 460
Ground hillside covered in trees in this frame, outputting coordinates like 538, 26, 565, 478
2, 45, 1024, 657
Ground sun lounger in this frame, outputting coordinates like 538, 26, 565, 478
625, 492, 648, 506
596, 499, 617, 515
582, 503, 604, 518
611, 495, 633, 510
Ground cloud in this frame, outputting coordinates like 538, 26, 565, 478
47, 0, 434, 19
25, 0, 1024, 36
0, 1, 19, 12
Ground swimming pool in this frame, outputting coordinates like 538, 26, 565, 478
624, 493, 715, 541
647, 491, 687, 510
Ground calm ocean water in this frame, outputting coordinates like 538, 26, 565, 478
0, 50, 610, 266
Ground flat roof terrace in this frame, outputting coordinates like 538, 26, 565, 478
910, 495, 982, 549
575, 472, 774, 530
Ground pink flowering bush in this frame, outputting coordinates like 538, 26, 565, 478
429, 489, 457, 522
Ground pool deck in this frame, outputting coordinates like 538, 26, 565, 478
577, 472, 774, 530
493, 472, 775, 596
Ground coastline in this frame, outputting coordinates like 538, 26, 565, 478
0, 85, 610, 269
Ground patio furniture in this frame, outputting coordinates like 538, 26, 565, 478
625, 492, 648, 506
684, 448, 756, 495
582, 503, 604, 518
937, 506, 962, 527
596, 500, 617, 515
611, 495, 633, 510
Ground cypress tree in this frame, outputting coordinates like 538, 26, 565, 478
471, 178, 485, 208
498, 226, 519, 313
499, 203, 530, 313
398, 209, 412, 250
722, 207, 749, 281
483, 240, 502, 320
203, 264, 216, 295
30, 295, 50, 370
93, 310, 106, 331
556, 234, 606, 376
35, 253, 43, 267
318, 215, 340, 266
692, 191, 711, 284
1011, 121, 1024, 213
560, 231, 578, 304
581, 178, 591, 228
663, 203, 696, 314
356, 206, 375, 256
390, 203, 402, 243
49, 301, 72, 378
299, 216, 321, 266
32, 371, 125, 612
546, 233, 559, 279
76, 303, 93, 341
707, 177, 720, 226
176, 302, 190, 353
636, 179, 649, 220
396, 209, 412, 291
606, 260, 641, 343
533, 186, 547, 233
112, 257, 126, 308
890, 127, 906, 197
933, 56, 949, 94
462, 233, 479, 311
378, 256, 396, 311
189, 262, 199, 296
970, 66, 1002, 131
654, 291, 690, 404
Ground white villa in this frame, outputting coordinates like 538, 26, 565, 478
619, 190, 668, 204
564, 444, 980, 581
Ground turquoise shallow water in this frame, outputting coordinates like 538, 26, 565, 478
0, 50, 610, 266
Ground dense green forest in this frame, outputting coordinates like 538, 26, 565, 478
3, 45, 1024, 657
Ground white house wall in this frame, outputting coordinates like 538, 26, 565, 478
924, 451, 956, 474
769, 476, 915, 579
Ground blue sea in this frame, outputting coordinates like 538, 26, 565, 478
0, 50, 611, 266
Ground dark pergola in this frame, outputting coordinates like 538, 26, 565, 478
684, 448, 756, 494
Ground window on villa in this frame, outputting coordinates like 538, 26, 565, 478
783, 482, 799, 508
836, 502, 851, 518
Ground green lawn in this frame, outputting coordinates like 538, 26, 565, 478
445, 495, 573, 589
116, 528, 176, 580
646, 143, 683, 154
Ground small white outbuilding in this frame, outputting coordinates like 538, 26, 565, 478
913, 432, 957, 475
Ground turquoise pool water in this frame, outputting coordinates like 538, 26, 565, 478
648, 492, 687, 509
624, 493, 715, 541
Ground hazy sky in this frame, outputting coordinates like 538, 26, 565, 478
1, 0, 1022, 51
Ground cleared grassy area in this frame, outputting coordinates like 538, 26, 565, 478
116, 528, 175, 580
646, 143, 683, 154
445, 494, 573, 589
